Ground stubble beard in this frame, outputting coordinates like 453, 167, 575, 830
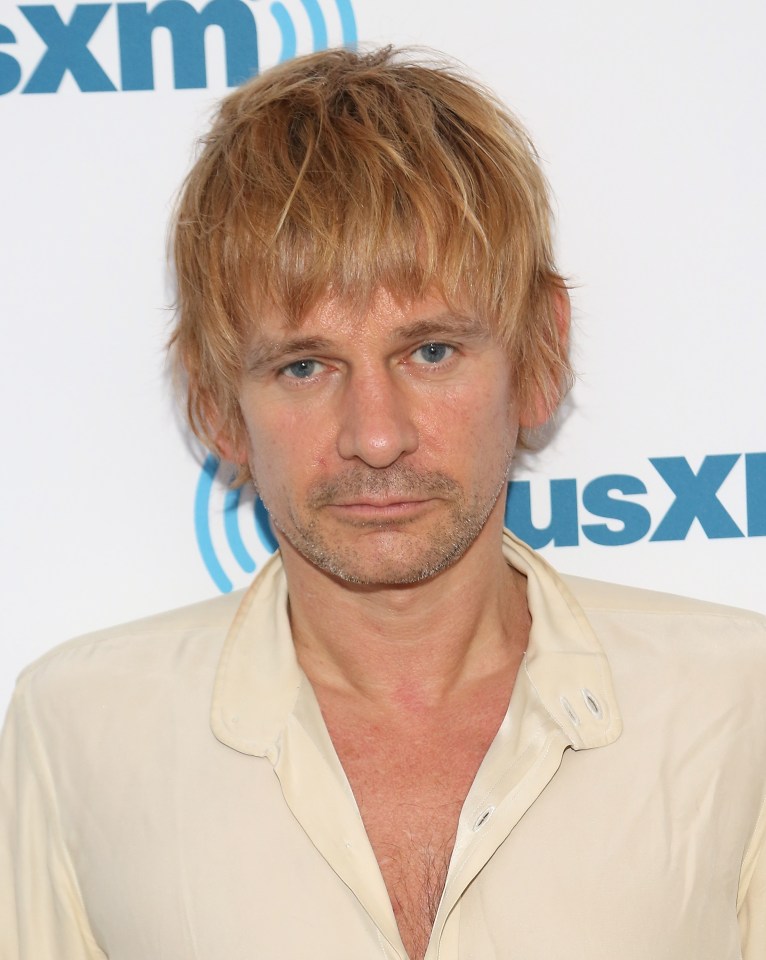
259, 458, 513, 586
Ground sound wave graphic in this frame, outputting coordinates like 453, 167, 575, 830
195, 454, 279, 593
267, 0, 357, 63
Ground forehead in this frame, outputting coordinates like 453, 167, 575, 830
249, 288, 492, 347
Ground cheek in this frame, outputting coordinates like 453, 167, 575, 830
417, 382, 515, 452
244, 405, 336, 478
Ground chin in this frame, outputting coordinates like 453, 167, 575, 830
286, 524, 480, 586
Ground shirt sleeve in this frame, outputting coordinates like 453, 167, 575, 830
0, 679, 105, 960
739, 795, 766, 958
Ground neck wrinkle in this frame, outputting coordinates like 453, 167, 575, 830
285, 535, 530, 708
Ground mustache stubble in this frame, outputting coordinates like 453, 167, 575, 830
306, 463, 462, 507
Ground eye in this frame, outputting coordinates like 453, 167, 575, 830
411, 342, 454, 365
280, 358, 325, 380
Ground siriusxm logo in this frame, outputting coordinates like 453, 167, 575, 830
195, 452, 766, 593
0, 0, 357, 95
507, 452, 765, 548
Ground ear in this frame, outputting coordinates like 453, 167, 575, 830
214, 420, 250, 467
518, 284, 571, 428
202, 397, 250, 467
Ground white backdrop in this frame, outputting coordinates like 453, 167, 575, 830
2, 0, 764, 718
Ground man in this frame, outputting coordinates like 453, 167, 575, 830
1, 46, 765, 960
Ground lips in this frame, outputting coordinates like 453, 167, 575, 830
332, 498, 429, 508
326, 498, 436, 523
307, 465, 461, 510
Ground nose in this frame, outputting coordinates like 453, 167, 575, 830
336, 370, 419, 467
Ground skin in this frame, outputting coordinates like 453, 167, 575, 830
224, 286, 565, 959
226, 290, 544, 686
240, 292, 517, 578
225, 287, 535, 702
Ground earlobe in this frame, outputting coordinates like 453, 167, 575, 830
215, 427, 249, 467
203, 397, 249, 466
518, 283, 571, 428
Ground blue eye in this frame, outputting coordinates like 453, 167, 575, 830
413, 342, 453, 364
282, 359, 322, 379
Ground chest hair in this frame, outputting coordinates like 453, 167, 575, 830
320, 695, 510, 960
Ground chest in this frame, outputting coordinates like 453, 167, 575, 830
63, 695, 753, 960
320, 701, 509, 960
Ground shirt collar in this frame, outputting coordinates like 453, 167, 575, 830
506, 530, 622, 749
210, 530, 622, 757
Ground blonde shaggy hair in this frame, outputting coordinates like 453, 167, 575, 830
170, 46, 571, 481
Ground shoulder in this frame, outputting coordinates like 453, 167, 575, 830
562, 573, 766, 628
561, 573, 766, 695
15, 590, 247, 707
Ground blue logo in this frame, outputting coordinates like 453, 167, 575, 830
194, 453, 278, 592
195, 452, 766, 592
507, 453, 766, 548
0, 0, 357, 95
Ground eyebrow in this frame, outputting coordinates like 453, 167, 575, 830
243, 312, 489, 374
244, 336, 334, 374
391, 313, 490, 344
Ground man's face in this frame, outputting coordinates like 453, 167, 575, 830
233, 289, 520, 585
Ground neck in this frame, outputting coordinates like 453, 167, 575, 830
280, 519, 530, 710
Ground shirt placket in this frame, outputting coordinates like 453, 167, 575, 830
425, 669, 573, 960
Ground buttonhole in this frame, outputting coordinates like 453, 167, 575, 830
472, 806, 495, 831
560, 696, 580, 726
581, 688, 603, 719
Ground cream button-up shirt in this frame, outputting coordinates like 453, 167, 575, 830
2, 531, 766, 959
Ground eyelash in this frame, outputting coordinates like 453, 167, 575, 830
410, 342, 455, 365
280, 358, 325, 380
278, 342, 457, 382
